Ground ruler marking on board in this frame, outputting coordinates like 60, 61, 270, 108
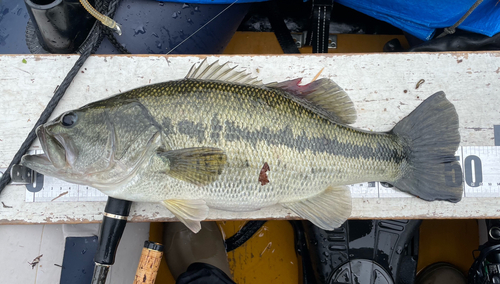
494, 125, 500, 146
462, 145, 466, 198
1, 146, 500, 202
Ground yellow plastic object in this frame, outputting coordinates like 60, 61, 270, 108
417, 219, 479, 276
151, 220, 299, 284
218, 220, 299, 284
223, 32, 410, 54
79, 0, 122, 35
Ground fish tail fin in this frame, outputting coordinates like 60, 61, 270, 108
391, 91, 463, 202
282, 185, 352, 230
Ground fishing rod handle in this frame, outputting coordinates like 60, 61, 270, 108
94, 197, 132, 265
133, 241, 164, 284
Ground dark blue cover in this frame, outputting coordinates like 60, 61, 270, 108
59, 236, 99, 284
335, 0, 500, 40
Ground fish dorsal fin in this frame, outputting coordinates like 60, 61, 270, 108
186, 59, 263, 86
266, 78, 357, 124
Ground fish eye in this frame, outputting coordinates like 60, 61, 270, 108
61, 112, 78, 127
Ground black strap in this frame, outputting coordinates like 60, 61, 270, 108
289, 221, 317, 284
224, 220, 267, 252
310, 0, 334, 53
265, 1, 300, 54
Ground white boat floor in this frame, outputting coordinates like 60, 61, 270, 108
0, 222, 150, 283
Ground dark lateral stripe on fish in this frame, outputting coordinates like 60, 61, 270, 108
177, 120, 206, 143
163, 116, 405, 163
223, 121, 405, 162
210, 115, 223, 143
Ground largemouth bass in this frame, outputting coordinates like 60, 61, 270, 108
21, 59, 463, 232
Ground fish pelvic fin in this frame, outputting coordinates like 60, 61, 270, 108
266, 78, 357, 125
158, 147, 227, 187
281, 185, 352, 230
391, 91, 463, 202
161, 199, 209, 233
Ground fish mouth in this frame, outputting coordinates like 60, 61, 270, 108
21, 125, 77, 177
21, 151, 83, 185
21, 152, 52, 169
36, 125, 69, 170
52, 132, 79, 167
20, 151, 61, 179
22, 126, 75, 172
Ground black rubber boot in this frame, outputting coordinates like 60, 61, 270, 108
416, 262, 466, 284
163, 221, 232, 280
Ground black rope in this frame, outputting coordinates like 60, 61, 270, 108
105, 30, 130, 54
0, 0, 122, 195
436, 0, 484, 38
101, 0, 130, 54
0, 45, 93, 194
225, 221, 267, 252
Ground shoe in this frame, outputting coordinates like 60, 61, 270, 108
163, 221, 232, 280
415, 262, 466, 284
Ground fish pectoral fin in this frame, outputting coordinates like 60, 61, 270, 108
281, 185, 352, 230
161, 199, 209, 233
266, 78, 357, 125
159, 147, 227, 186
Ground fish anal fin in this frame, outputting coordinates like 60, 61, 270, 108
266, 78, 357, 125
281, 185, 352, 230
161, 199, 209, 233
159, 147, 227, 187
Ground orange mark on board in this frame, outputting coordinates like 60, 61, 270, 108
259, 162, 270, 186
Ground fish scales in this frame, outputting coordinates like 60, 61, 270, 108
108, 79, 405, 207
21, 59, 463, 232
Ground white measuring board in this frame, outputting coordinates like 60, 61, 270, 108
1, 150, 107, 203
0, 146, 493, 203
461, 146, 500, 197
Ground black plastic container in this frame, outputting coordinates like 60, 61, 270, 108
24, 0, 96, 53
304, 220, 422, 284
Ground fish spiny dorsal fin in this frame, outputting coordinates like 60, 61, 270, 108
266, 78, 357, 125
186, 59, 263, 86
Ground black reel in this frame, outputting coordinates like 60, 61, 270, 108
469, 220, 500, 284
